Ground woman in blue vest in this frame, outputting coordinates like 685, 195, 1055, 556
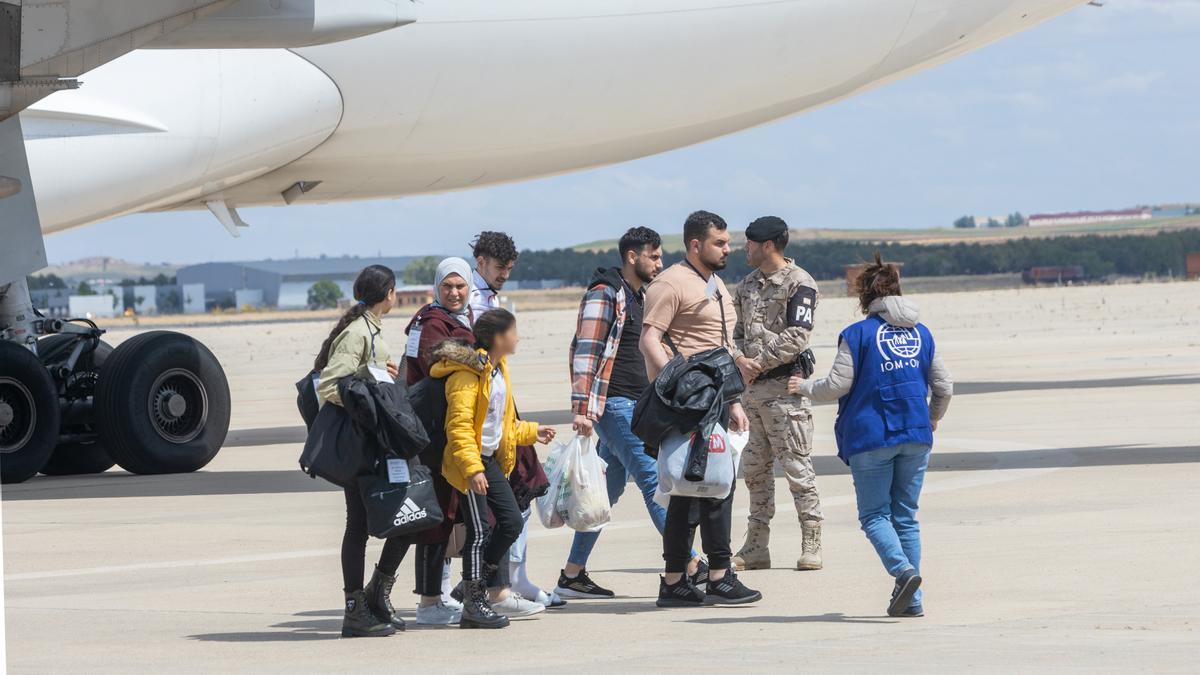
789, 254, 952, 617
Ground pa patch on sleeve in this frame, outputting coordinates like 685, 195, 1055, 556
787, 285, 817, 330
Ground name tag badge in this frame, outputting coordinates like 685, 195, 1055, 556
704, 275, 719, 300
367, 364, 394, 384
387, 458, 410, 484
405, 326, 422, 359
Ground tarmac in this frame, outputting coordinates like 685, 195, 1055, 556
3, 281, 1198, 673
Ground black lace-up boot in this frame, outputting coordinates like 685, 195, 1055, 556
459, 579, 509, 629
342, 590, 396, 638
364, 565, 405, 631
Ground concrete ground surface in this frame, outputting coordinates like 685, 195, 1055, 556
3, 281, 1198, 673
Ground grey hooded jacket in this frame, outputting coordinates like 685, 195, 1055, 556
796, 296, 953, 421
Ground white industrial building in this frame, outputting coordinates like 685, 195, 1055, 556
1027, 208, 1152, 227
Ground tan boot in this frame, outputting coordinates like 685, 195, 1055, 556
796, 520, 823, 570
732, 523, 771, 571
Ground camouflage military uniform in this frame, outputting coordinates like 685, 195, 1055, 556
733, 259, 824, 570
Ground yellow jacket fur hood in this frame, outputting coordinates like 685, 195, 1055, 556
429, 339, 539, 494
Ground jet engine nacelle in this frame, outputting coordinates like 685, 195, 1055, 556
146, 0, 416, 49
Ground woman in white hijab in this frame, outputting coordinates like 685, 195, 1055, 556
403, 256, 476, 625
404, 257, 473, 383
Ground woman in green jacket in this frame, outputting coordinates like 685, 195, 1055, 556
314, 264, 406, 638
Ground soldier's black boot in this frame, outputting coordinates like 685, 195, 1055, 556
459, 579, 509, 629
364, 564, 406, 631
342, 589, 396, 638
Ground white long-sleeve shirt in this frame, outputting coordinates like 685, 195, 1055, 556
479, 367, 506, 456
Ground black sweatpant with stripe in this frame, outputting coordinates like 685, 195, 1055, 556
460, 455, 524, 584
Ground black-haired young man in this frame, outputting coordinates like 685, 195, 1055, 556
640, 210, 763, 607
469, 230, 519, 321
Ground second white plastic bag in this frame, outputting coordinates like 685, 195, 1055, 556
535, 438, 571, 529
562, 434, 611, 532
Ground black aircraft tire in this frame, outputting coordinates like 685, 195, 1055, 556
0, 341, 61, 483
38, 335, 117, 476
95, 331, 230, 475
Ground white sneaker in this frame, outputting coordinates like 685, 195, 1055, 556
415, 601, 462, 625
441, 594, 463, 612
534, 589, 567, 608
491, 592, 545, 619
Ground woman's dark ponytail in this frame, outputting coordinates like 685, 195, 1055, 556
313, 264, 396, 371
473, 308, 516, 351
854, 251, 902, 315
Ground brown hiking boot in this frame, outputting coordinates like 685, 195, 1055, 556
796, 520, 823, 570
732, 523, 771, 570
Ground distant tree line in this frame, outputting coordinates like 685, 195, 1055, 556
27, 273, 176, 291
507, 229, 1200, 284
953, 212, 1025, 229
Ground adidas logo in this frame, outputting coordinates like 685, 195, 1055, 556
393, 497, 428, 527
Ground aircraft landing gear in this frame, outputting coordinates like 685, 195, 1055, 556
36, 333, 116, 475
0, 282, 231, 483
94, 331, 229, 475
0, 340, 60, 483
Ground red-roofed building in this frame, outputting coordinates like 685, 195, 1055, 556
1027, 208, 1151, 227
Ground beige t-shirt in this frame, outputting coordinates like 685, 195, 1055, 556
643, 262, 740, 358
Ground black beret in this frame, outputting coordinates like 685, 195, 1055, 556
746, 216, 788, 242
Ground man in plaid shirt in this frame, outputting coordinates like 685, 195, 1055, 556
553, 227, 678, 599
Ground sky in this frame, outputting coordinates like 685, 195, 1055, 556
43, 0, 1200, 265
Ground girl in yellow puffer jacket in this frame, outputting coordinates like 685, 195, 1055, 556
429, 309, 555, 628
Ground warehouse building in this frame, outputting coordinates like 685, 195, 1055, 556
177, 256, 417, 309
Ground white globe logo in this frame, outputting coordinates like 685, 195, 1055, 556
876, 324, 921, 359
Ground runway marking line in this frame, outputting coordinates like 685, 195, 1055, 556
4, 436, 1063, 583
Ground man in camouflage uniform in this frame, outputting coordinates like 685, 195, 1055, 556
732, 216, 824, 571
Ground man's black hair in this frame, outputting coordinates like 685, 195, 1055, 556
470, 231, 519, 264
683, 210, 728, 248
618, 226, 662, 259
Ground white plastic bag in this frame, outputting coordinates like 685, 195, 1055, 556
657, 423, 735, 499
728, 429, 750, 478
535, 438, 571, 529
562, 435, 611, 532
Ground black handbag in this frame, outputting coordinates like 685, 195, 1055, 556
300, 402, 373, 489
358, 460, 444, 539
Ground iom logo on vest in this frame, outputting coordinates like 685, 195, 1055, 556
875, 324, 922, 372
393, 498, 428, 527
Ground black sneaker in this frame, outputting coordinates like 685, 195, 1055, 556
887, 569, 922, 617
555, 569, 615, 599
689, 559, 710, 587
705, 569, 762, 605
900, 603, 924, 617
656, 576, 706, 608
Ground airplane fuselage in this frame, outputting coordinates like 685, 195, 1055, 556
23, 0, 1086, 235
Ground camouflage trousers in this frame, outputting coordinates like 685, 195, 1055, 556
741, 376, 823, 524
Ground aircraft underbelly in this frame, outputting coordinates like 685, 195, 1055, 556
221, 0, 1083, 207
253, 0, 916, 203
20, 0, 1089, 230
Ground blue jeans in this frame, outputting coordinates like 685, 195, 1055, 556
848, 442, 931, 606
567, 397, 671, 567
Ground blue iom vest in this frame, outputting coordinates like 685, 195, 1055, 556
834, 315, 935, 463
